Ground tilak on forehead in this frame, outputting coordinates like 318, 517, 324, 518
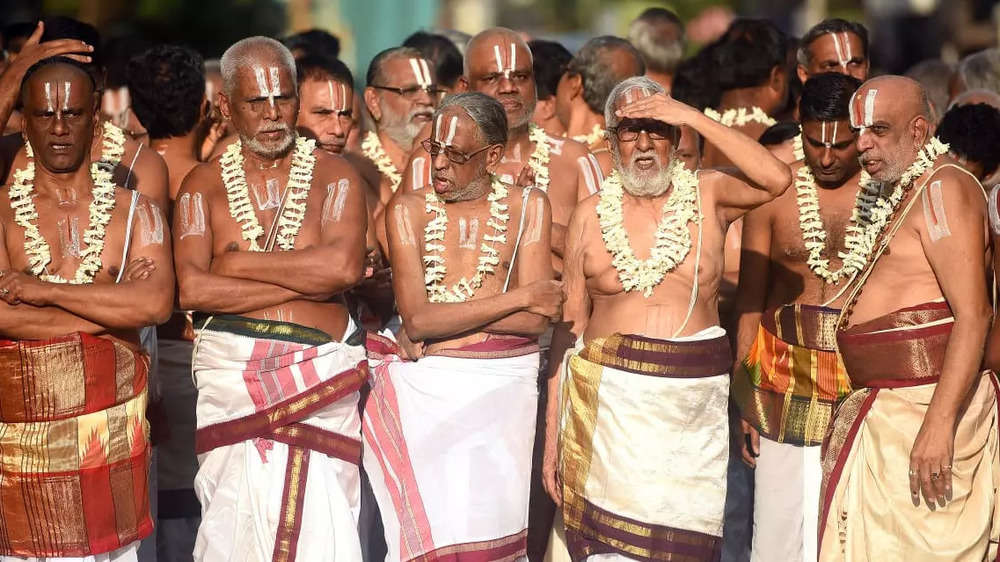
820, 121, 841, 147
434, 114, 459, 146
408, 58, 433, 88
620, 85, 653, 106
828, 32, 854, 70
43, 81, 74, 112
253, 65, 283, 108
492, 42, 519, 79
327, 80, 349, 113
849, 87, 878, 131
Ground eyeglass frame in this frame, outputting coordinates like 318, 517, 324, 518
371, 84, 447, 100
421, 138, 496, 165
607, 123, 677, 143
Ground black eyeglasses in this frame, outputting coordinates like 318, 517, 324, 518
372, 85, 446, 100
609, 123, 675, 143
421, 139, 493, 164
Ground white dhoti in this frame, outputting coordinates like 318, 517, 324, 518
363, 334, 540, 561
751, 438, 821, 562
0, 543, 139, 562
191, 315, 367, 562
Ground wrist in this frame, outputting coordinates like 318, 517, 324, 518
39, 282, 59, 306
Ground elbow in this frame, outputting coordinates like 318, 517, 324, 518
177, 278, 203, 311
769, 166, 793, 198
402, 313, 431, 342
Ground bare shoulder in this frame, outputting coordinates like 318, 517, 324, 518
571, 191, 600, 226
177, 159, 224, 197
547, 135, 589, 161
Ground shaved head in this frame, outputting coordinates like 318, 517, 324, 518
220, 36, 297, 97
464, 27, 532, 76
462, 27, 537, 130
852, 75, 936, 182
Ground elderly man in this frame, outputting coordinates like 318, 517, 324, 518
732, 73, 863, 562
173, 37, 369, 561
543, 75, 791, 561
364, 92, 563, 561
0, 55, 173, 561
456, 27, 605, 268
555, 36, 645, 176
819, 76, 998, 560
949, 48, 1000, 102
627, 7, 685, 92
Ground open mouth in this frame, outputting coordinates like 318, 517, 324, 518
49, 142, 72, 152
632, 156, 657, 171
433, 175, 451, 194
412, 113, 432, 123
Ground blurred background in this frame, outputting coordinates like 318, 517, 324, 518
3, 0, 998, 88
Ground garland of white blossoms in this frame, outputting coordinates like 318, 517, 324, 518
527, 124, 551, 193
361, 131, 402, 193
220, 136, 317, 252
423, 175, 510, 302
704, 106, 777, 128
596, 159, 701, 297
571, 124, 605, 147
794, 163, 876, 284
792, 133, 804, 161
97, 122, 127, 169
9, 142, 117, 284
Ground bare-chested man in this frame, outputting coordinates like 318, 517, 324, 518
0, 17, 170, 210
173, 37, 368, 561
818, 76, 997, 561
732, 72, 862, 562
363, 92, 563, 561
0, 56, 173, 562
361, 46, 441, 251
542, 75, 791, 562
452, 28, 604, 269
296, 54, 355, 156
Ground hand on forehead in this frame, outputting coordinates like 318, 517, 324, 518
615, 85, 655, 109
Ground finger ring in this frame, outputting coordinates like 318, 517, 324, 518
931, 472, 940, 480
943, 465, 953, 470
0, 288, 9, 296
909, 469, 917, 476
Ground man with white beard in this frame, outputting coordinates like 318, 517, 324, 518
361, 46, 442, 252
541, 76, 791, 561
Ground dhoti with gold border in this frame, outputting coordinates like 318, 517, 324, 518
191, 315, 368, 562
0, 333, 152, 559
363, 333, 541, 561
559, 327, 732, 562
819, 302, 1000, 561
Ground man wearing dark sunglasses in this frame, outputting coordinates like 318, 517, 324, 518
543, 75, 791, 561
365, 92, 564, 561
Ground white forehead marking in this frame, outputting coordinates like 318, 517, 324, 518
832, 121, 839, 146
409, 58, 426, 87
340, 83, 348, 112
821, 121, 827, 145
434, 115, 443, 141
268, 67, 281, 108
62, 82, 71, 112
327, 80, 335, 111
842, 33, 853, 64
44, 82, 54, 112
254, 67, 269, 97
830, 32, 848, 69
419, 59, 432, 85
863, 89, 877, 127
493, 44, 504, 74
849, 90, 861, 129
444, 115, 458, 146
510, 43, 517, 76
205, 80, 215, 102
641, 87, 650, 97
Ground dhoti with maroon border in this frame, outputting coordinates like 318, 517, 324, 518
559, 326, 732, 562
363, 333, 541, 562
191, 315, 368, 562
819, 302, 1000, 561
0, 333, 152, 560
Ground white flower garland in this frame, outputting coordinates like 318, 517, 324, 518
792, 132, 804, 161
423, 175, 510, 302
361, 131, 403, 193
527, 124, 551, 193
9, 142, 118, 284
219, 136, 317, 252
97, 122, 127, 171
794, 164, 875, 284
704, 106, 777, 128
596, 159, 701, 297
571, 124, 605, 147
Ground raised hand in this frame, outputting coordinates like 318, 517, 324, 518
615, 92, 695, 127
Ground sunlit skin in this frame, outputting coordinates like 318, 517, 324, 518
0, 62, 173, 346
732, 117, 862, 467
797, 31, 869, 83
386, 104, 561, 359
297, 77, 354, 154
174, 46, 368, 341
844, 75, 991, 512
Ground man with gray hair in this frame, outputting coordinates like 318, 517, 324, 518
628, 7, 685, 92
364, 91, 563, 561
173, 36, 370, 561
555, 35, 645, 176
542, 75, 791, 561
949, 48, 1000, 102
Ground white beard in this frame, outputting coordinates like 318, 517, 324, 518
614, 149, 675, 197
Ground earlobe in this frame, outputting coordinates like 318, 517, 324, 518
363, 88, 380, 121
456, 77, 470, 93
796, 65, 809, 85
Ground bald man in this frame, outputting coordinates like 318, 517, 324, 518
819, 76, 998, 561
174, 37, 368, 561
555, 36, 645, 175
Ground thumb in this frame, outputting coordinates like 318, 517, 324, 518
25, 22, 43, 47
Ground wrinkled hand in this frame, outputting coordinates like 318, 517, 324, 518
542, 416, 563, 505
5, 23, 93, 78
396, 327, 425, 361
615, 92, 694, 127
121, 257, 156, 282
739, 418, 760, 469
524, 279, 565, 320
515, 163, 536, 190
0, 270, 53, 306
909, 416, 955, 509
